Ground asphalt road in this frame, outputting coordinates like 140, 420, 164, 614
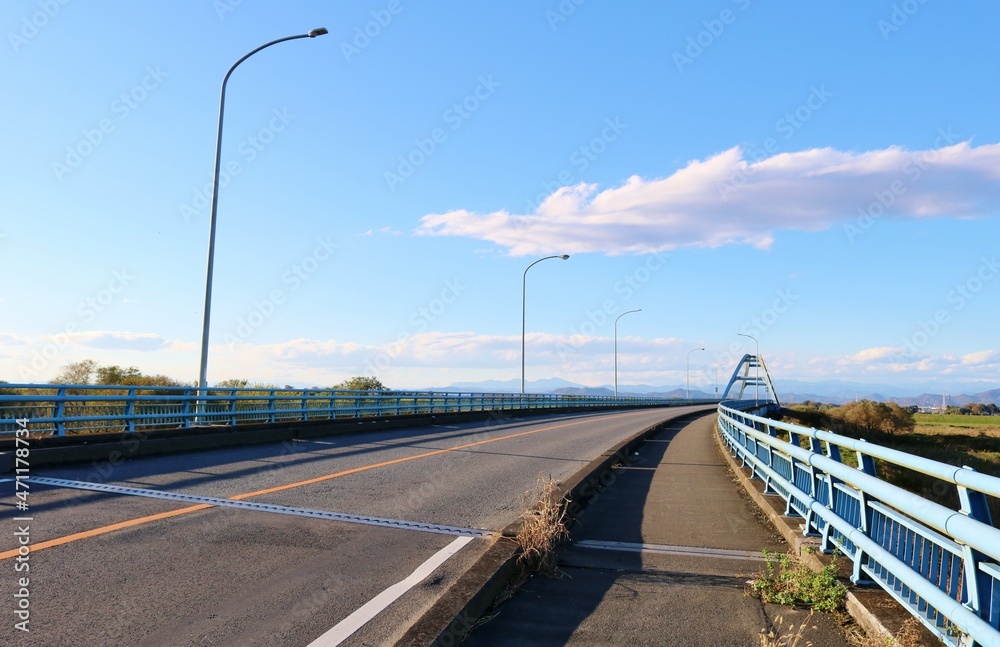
1, 406, 710, 647
464, 413, 851, 647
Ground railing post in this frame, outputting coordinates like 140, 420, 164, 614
819, 440, 844, 554
761, 421, 779, 494
801, 436, 824, 536
54, 387, 67, 437
856, 442, 878, 478
849, 440, 878, 585
181, 388, 193, 428
229, 389, 238, 425
957, 467, 993, 618
124, 388, 136, 433
267, 389, 277, 422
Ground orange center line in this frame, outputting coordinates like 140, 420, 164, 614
0, 504, 212, 561
1, 411, 650, 560
229, 418, 585, 500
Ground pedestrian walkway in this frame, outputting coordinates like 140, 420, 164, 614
463, 412, 853, 646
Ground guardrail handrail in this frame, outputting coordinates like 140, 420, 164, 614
717, 400, 1000, 647
0, 383, 718, 437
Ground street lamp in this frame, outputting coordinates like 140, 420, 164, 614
686, 347, 704, 400
737, 333, 760, 404
197, 29, 328, 416
521, 255, 570, 394
614, 309, 641, 397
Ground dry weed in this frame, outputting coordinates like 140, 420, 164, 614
515, 475, 570, 577
759, 613, 816, 647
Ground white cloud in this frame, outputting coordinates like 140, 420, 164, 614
416, 141, 1000, 256
362, 225, 402, 236
72, 331, 171, 351
2, 327, 997, 391
844, 346, 903, 364
961, 350, 998, 365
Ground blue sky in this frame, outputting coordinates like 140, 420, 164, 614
2, 1, 999, 392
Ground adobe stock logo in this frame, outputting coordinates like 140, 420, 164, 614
901, 256, 999, 357
672, 0, 752, 73
384, 75, 501, 192
8, 0, 72, 54
52, 66, 168, 181
340, 0, 404, 62
224, 236, 337, 347
179, 108, 296, 223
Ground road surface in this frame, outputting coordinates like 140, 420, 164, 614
2, 406, 709, 646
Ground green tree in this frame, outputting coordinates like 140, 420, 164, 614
214, 379, 280, 390
831, 399, 914, 436
51, 360, 184, 387
882, 402, 916, 435
52, 359, 98, 384
95, 365, 143, 385
215, 378, 250, 389
333, 376, 388, 391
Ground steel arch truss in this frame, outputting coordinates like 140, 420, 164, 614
722, 354, 779, 406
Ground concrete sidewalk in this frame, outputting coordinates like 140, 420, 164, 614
463, 412, 853, 646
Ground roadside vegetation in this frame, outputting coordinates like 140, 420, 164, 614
758, 613, 816, 647
514, 476, 571, 577
4, 360, 391, 393
470, 476, 571, 633
2, 361, 394, 436
784, 400, 1000, 521
748, 550, 847, 613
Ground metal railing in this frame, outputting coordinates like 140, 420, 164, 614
718, 401, 1000, 647
0, 384, 716, 437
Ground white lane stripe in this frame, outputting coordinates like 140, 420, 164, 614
307, 535, 475, 646
575, 539, 767, 561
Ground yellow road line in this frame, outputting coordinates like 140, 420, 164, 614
1, 410, 648, 560
0, 504, 212, 560
229, 418, 585, 500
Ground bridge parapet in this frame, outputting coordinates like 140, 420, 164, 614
0, 383, 717, 437
717, 401, 1000, 647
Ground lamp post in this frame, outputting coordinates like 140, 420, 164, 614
521, 254, 569, 394
614, 309, 641, 397
737, 333, 759, 404
196, 29, 328, 416
686, 347, 704, 400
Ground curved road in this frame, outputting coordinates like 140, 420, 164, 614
1, 405, 711, 646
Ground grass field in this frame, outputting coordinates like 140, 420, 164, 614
913, 413, 1000, 431
784, 408, 1000, 519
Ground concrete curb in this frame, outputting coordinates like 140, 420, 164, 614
395, 406, 717, 646
0, 403, 678, 473
712, 417, 937, 644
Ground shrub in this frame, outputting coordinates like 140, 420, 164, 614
748, 551, 848, 613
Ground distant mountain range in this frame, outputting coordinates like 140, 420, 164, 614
423, 377, 1000, 406
425, 377, 716, 400
782, 389, 1000, 407
774, 379, 1000, 406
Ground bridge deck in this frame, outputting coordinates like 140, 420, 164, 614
463, 412, 852, 646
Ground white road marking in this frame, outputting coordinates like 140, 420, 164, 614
575, 539, 767, 561
307, 535, 475, 646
